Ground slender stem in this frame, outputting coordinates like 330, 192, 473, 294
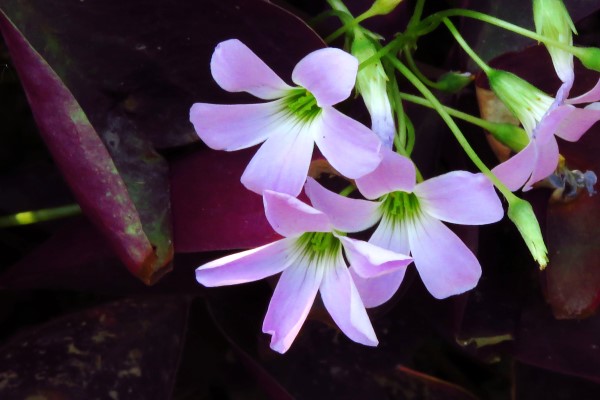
398, 92, 501, 131
408, 0, 426, 28
404, 47, 446, 90
0, 204, 82, 228
389, 57, 517, 200
420, 9, 581, 54
443, 18, 491, 74
339, 184, 356, 197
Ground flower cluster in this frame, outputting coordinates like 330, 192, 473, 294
189, 0, 599, 353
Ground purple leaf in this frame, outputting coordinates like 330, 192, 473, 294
0, 11, 171, 284
170, 148, 281, 253
0, 296, 189, 398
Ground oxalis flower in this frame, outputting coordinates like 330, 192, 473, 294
332, 148, 504, 306
489, 69, 600, 191
190, 39, 382, 196
195, 181, 412, 353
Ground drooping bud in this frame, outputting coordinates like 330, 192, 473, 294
486, 123, 530, 152
533, 0, 576, 83
435, 71, 473, 93
351, 30, 395, 147
507, 197, 548, 269
573, 47, 600, 73
487, 69, 554, 134
365, 0, 403, 17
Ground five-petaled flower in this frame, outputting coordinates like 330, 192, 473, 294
190, 39, 382, 196
489, 69, 600, 191
335, 148, 504, 306
195, 181, 412, 353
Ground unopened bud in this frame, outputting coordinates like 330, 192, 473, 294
507, 197, 548, 269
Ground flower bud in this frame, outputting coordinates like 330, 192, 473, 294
574, 47, 600, 73
487, 69, 554, 134
352, 30, 395, 147
366, 0, 403, 16
533, 0, 576, 82
436, 71, 473, 93
487, 123, 529, 152
507, 197, 548, 269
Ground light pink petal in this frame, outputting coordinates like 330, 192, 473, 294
533, 105, 574, 145
350, 217, 410, 308
414, 171, 503, 225
524, 135, 559, 191
211, 39, 292, 99
313, 108, 382, 179
190, 101, 282, 151
263, 190, 332, 237
491, 141, 537, 191
241, 120, 315, 196
304, 178, 381, 232
555, 103, 600, 142
196, 238, 295, 287
350, 269, 407, 308
356, 147, 416, 200
408, 214, 481, 299
262, 260, 324, 353
339, 236, 412, 278
291, 48, 358, 107
566, 78, 600, 104
320, 255, 378, 347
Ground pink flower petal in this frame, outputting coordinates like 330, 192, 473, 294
414, 171, 503, 225
195, 238, 295, 287
210, 39, 292, 100
524, 135, 559, 190
350, 217, 410, 308
263, 190, 332, 237
241, 121, 315, 196
304, 178, 381, 232
320, 256, 378, 347
291, 48, 358, 107
566, 78, 600, 104
350, 269, 407, 308
262, 261, 324, 353
491, 141, 537, 191
313, 108, 382, 179
555, 103, 600, 142
339, 236, 412, 278
356, 147, 416, 200
407, 214, 481, 299
190, 101, 282, 151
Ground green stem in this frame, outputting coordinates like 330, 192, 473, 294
404, 46, 447, 90
389, 57, 517, 201
0, 204, 82, 228
359, 36, 406, 71
398, 92, 500, 131
339, 184, 357, 197
420, 9, 581, 54
408, 0, 426, 28
443, 18, 491, 74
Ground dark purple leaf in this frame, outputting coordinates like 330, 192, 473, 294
170, 148, 280, 253
0, 296, 189, 398
514, 362, 600, 399
0, 12, 171, 283
0, 0, 326, 149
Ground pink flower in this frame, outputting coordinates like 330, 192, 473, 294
489, 70, 600, 191
195, 183, 412, 353
190, 39, 382, 196
343, 149, 504, 306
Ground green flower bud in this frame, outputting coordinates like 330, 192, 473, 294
574, 47, 600, 73
487, 123, 530, 152
366, 0, 403, 16
487, 69, 554, 134
533, 0, 576, 82
435, 71, 473, 93
507, 197, 548, 269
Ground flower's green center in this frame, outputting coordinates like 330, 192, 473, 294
296, 231, 342, 262
381, 191, 420, 222
284, 88, 322, 122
